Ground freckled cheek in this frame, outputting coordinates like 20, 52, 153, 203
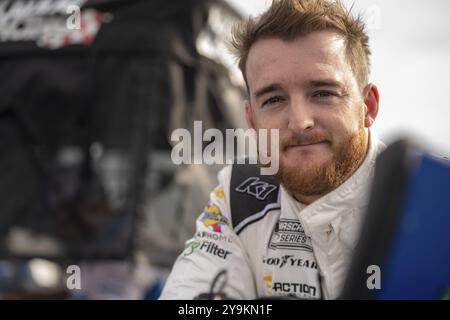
254, 112, 286, 130
328, 125, 358, 146
273, 108, 291, 126
337, 112, 363, 133
317, 117, 347, 142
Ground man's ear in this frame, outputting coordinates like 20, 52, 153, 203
245, 100, 256, 130
363, 83, 379, 128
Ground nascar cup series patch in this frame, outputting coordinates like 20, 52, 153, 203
201, 203, 229, 233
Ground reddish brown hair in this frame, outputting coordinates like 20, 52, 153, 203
231, 0, 371, 91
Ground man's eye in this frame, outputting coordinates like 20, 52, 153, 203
262, 96, 284, 107
313, 91, 335, 98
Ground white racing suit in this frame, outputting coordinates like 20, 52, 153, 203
160, 131, 385, 299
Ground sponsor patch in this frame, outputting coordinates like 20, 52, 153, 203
213, 186, 225, 198
262, 255, 317, 269
272, 282, 318, 298
262, 275, 319, 298
196, 231, 231, 243
200, 203, 229, 233
235, 177, 277, 200
269, 219, 313, 251
183, 240, 231, 259
262, 275, 273, 296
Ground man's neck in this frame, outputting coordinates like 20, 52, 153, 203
293, 194, 321, 206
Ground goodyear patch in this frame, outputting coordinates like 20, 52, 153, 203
201, 203, 229, 233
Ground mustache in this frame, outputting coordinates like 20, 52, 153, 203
281, 132, 330, 148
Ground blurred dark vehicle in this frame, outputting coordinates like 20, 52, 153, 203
0, 0, 245, 295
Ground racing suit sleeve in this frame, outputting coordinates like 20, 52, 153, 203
159, 166, 257, 299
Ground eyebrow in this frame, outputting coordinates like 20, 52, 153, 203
254, 84, 283, 99
309, 79, 346, 89
253, 79, 347, 99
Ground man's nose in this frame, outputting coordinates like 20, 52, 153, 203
287, 97, 315, 133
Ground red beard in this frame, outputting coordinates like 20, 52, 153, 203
275, 128, 368, 198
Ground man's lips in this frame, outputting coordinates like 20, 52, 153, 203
285, 141, 327, 148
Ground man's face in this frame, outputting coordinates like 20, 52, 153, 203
245, 30, 376, 201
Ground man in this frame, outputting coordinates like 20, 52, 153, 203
160, 0, 383, 300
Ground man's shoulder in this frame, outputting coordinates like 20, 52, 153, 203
219, 164, 280, 234
229, 164, 279, 201
218, 163, 279, 188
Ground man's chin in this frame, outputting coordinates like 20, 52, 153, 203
275, 163, 330, 197
275, 129, 368, 200
280, 153, 332, 172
